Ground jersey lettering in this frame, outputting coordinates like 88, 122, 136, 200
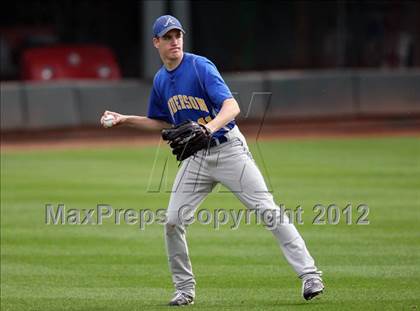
167, 95, 209, 116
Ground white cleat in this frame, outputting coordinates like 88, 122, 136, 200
302, 277, 325, 300
168, 291, 195, 306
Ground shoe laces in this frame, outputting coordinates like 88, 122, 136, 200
304, 277, 321, 290
172, 290, 191, 301
304, 279, 314, 289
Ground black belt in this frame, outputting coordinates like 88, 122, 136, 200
209, 135, 228, 148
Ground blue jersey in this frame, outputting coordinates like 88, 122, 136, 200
147, 53, 236, 139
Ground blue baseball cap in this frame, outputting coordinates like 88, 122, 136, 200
153, 15, 185, 37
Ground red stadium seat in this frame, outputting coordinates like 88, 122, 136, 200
21, 45, 122, 81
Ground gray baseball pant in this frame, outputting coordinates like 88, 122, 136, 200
164, 126, 320, 297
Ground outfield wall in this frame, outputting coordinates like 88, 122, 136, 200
1, 70, 419, 130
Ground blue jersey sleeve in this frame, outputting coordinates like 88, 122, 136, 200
194, 57, 233, 109
147, 83, 173, 124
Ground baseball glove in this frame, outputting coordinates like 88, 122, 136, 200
161, 121, 212, 161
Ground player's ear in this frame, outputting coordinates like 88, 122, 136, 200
153, 37, 159, 49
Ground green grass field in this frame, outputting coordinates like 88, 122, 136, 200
1, 137, 420, 310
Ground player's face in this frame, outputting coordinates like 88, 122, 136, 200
154, 29, 183, 61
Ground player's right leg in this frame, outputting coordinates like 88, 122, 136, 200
165, 151, 216, 304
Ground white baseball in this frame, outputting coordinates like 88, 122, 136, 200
103, 115, 115, 128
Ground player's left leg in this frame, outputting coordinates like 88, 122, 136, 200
211, 132, 324, 299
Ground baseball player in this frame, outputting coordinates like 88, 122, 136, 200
101, 15, 324, 306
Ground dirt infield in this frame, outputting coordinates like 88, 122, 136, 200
1, 116, 419, 152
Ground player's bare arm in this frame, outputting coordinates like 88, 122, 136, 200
204, 98, 240, 133
100, 111, 170, 130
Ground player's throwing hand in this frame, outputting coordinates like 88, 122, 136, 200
100, 111, 125, 128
